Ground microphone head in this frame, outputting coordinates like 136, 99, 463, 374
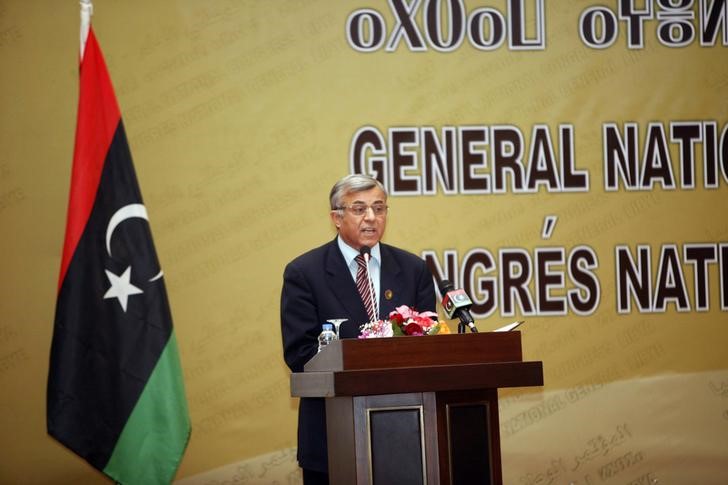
359, 245, 371, 257
438, 279, 455, 294
438, 280, 473, 319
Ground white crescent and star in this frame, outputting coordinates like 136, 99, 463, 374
103, 203, 163, 312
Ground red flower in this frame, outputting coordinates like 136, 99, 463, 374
403, 322, 423, 336
390, 313, 405, 327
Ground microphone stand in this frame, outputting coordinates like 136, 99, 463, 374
457, 314, 479, 334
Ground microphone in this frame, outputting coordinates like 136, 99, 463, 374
360, 246, 379, 320
438, 279, 478, 333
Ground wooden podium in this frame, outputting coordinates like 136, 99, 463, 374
290, 332, 543, 485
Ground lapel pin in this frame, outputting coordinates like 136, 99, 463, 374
384, 289, 393, 300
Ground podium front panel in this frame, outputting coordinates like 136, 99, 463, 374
447, 402, 493, 484
437, 389, 502, 485
368, 405, 425, 485
327, 393, 440, 484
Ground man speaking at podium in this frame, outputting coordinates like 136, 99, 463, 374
280, 174, 436, 484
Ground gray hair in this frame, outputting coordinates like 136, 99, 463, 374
329, 174, 387, 210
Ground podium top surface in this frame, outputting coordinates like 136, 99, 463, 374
304, 331, 523, 372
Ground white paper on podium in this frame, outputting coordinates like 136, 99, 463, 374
493, 321, 525, 332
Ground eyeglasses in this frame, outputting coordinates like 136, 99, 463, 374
337, 203, 389, 216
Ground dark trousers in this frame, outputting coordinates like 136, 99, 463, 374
302, 468, 329, 485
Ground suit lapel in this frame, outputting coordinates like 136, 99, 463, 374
379, 244, 402, 318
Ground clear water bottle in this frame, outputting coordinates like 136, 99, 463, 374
317, 323, 336, 352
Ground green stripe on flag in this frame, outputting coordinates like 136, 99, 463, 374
104, 332, 191, 484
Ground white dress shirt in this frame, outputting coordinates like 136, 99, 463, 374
337, 236, 381, 319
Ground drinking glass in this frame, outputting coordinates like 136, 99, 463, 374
326, 319, 348, 339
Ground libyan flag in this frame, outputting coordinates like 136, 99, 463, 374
47, 25, 191, 484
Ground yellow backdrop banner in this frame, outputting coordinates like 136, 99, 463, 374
0, 1, 726, 483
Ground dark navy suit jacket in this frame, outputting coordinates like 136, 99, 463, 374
280, 238, 436, 472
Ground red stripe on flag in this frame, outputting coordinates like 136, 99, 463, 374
59, 27, 120, 290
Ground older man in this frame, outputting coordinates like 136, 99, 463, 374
280, 174, 436, 484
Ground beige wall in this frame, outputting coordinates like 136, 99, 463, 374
1, 1, 727, 483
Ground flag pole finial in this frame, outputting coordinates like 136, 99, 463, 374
80, 0, 93, 60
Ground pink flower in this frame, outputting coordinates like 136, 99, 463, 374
391, 305, 437, 321
359, 305, 443, 338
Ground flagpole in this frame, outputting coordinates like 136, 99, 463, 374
80, 0, 93, 60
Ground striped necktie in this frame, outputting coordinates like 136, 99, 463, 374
355, 254, 377, 322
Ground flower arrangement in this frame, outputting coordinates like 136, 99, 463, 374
359, 305, 451, 339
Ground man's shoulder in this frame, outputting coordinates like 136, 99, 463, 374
285, 240, 337, 269
380, 242, 426, 266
